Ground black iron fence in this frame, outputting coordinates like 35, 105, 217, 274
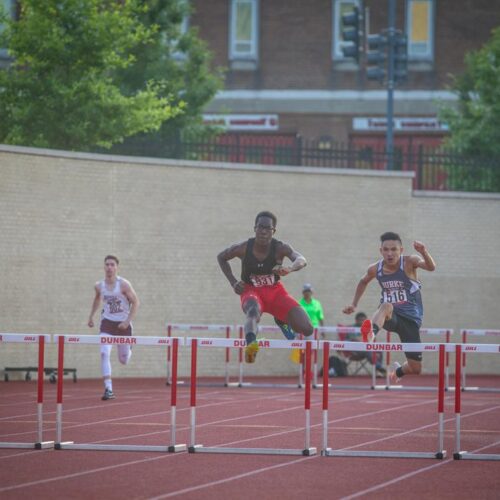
109, 134, 500, 193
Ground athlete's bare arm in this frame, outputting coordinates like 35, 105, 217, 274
272, 243, 307, 276
405, 241, 436, 279
119, 280, 140, 330
88, 282, 101, 328
217, 241, 247, 294
343, 263, 378, 315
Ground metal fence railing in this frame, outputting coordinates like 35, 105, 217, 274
108, 135, 500, 193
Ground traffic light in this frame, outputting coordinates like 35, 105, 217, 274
394, 33, 408, 83
366, 34, 387, 82
341, 7, 361, 62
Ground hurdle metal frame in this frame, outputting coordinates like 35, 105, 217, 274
321, 340, 449, 459
454, 343, 500, 460
376, 328, 454, 391
187, 337, 317, 456
54, 334, 186, 452
235, 325, 304, 388
166, 324, 233, 386
317, 326, 377, 389
0, 333, 54, 449
460, 329, 500, 392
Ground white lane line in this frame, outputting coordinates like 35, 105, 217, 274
339, 438, 500, 500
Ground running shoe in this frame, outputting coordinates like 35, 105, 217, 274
101, 388, 115, 400
274, 317, 296, 340
389, 362, 402, 384
360, 319, 375, 343
245, 340, 260, 363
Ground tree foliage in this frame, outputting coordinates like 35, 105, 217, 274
0, 0, 184, 150
111, 0, 223, 155
440, 27, 500, 157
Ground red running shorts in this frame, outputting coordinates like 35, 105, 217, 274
240, 281, 299, 323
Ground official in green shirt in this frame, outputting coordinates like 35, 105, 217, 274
299, 283, 324, 328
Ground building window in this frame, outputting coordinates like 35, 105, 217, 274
333, 0, 361, 62
0, 0, 14, 57
406, 0, 434, 61
229, 0, 258, 61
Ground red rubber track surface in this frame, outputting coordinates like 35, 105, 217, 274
1, 375, 499, 500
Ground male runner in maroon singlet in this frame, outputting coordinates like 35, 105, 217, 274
88, 255, 140, 400
217, 211, 313, 363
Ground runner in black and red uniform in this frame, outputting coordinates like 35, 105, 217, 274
217, 211, 313, 363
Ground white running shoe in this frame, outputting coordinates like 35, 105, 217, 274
389, 361, 402, 384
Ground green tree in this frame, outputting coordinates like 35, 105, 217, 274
0, 0, 183, 151
440, 26, 500, 157
111, 0, 223, 157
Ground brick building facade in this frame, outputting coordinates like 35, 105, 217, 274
190, 0, 500, 146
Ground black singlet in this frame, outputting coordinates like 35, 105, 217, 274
241, 238, 281, 285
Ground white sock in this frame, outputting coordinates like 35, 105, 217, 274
104, 379, 112, 391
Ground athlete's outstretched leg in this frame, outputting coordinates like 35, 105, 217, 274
242, 298, 261, 363
361, 303, 393, 341
286, 306, 313, 337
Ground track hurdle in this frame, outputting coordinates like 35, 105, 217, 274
54, 334, 186, 452
454, 343, 500, 460
317, 326, 377, 389
460, 329, 500, 392
0, 333, 53, 449
378, 328, 454, 391
321, 340, 448, 459
187, 337, 317, 456
235, 325, 304, 388
166, 324, 232, 386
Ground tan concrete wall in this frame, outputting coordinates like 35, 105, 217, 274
1, 145, 499, 380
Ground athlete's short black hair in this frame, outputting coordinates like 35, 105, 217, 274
104, 255, 119, 264
380, 232, 402, 244
255, 211, 277, 227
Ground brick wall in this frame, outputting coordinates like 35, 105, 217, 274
0, 146, 499, 379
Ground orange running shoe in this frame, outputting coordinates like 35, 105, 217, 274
360, 319, 374, 342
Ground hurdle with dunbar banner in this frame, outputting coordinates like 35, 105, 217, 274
187, 337, 317, 456
0, 333, 53, 450
460, 329, 500, 392
320, 340, 449, 459
377, 328, 454, 391
235, 325, 305, 388
166, 324, 232, 386
53, 334, 186, 452
454, 343, 500, 461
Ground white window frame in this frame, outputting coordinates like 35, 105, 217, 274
332, 0, 361, 62
406, 0, 434, 61
229, 0, 259, 61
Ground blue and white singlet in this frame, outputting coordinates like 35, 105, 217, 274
376, 256, 423, 326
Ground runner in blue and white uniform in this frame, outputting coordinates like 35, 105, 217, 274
343, 232, 436, 383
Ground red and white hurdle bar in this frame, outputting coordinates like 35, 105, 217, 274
53, 334, 186, 452
0, 333, 53, 449
316, 326, 376, 389
236, 325, 305, 388
166, 324, 232, 386
460, 329, 500, 392
321, 340, 449, 459
378, 328, 454, 391
187, 337, 317, 456
454, 342, 500, 460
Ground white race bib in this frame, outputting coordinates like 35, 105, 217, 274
250, 274, 276, 287
382, 289, 408, 304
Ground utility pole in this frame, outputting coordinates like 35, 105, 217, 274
386, 0, 396, 170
